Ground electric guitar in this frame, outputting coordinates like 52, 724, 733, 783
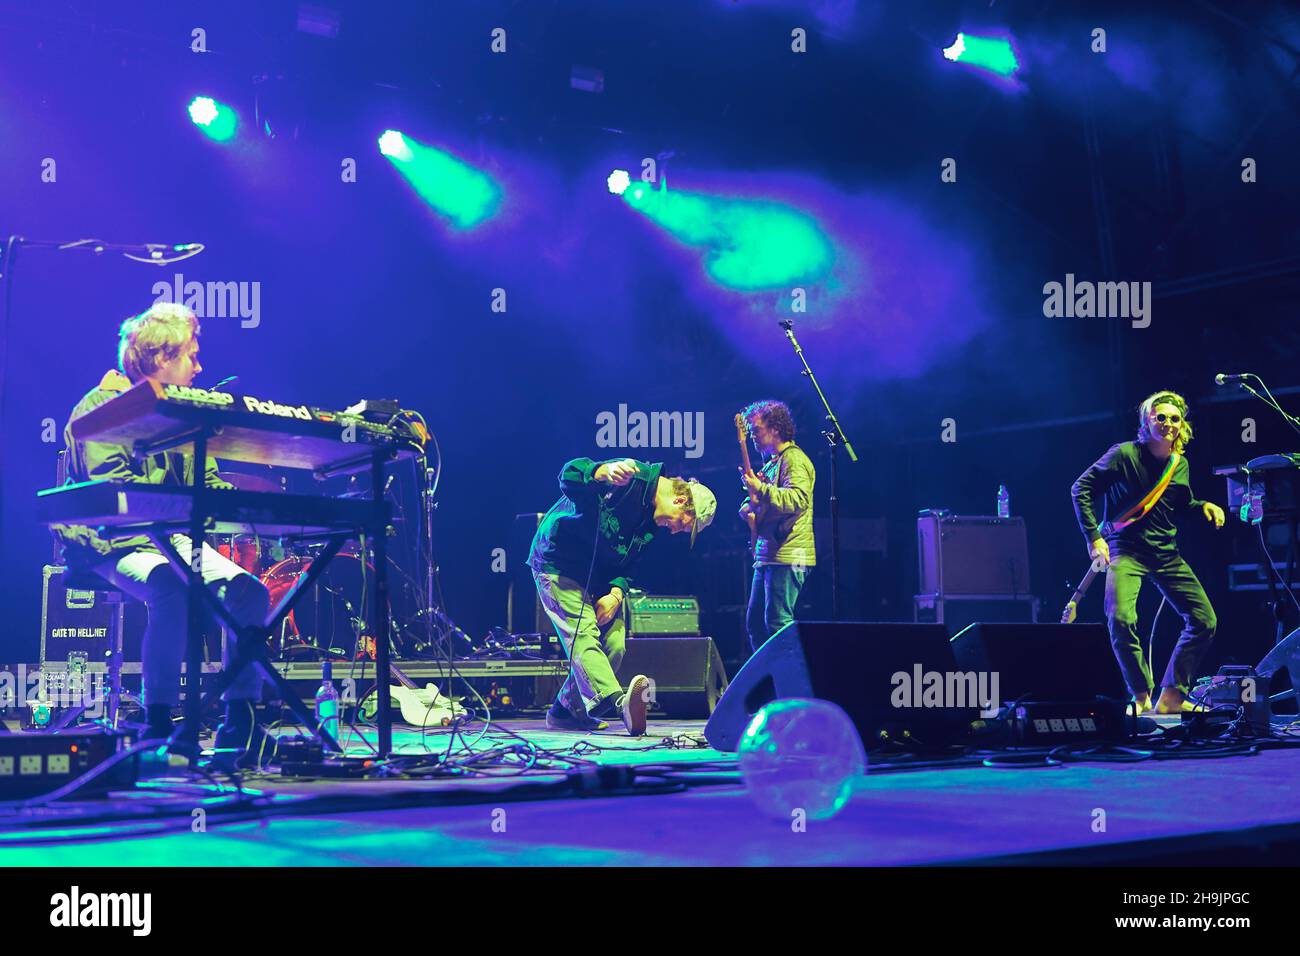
735, 413, 761, 555
1060, 558, 1106, 624
360, 664, 467, 728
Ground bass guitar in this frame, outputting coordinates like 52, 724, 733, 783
1061, 557, 1107, 624
735, 413, 761, 555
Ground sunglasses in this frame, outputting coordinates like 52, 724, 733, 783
1154, 412, 1183, 425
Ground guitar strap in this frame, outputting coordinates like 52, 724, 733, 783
1101, 451, 1181, 535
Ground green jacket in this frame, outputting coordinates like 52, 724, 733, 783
747, 443, 816, 566
52, 370, 231, 570
527, 457, 663, 595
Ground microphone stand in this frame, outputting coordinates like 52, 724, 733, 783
1222, 374, 1300, 645
778, 320, 857, 620
0, 234, 204, 547
1228, 374, 1300, 437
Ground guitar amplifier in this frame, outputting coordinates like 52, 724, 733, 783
626, 592, 701, 636
917, 513, 1031, 597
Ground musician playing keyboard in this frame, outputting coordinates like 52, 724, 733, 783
51, 302, 270, 767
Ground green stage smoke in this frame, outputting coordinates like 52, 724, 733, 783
380, 130, 501, 230
618, 178, 833, 291
942, 33, 1020, 78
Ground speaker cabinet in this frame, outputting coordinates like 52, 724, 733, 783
918, 514, 1030, 596
949, 622, 1126, 702
615, 637, 728, 718
703, 621, 974, 752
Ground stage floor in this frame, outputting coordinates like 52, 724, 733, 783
3, 717, 1300, 867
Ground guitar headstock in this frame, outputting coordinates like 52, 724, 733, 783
734, 413, 749, 443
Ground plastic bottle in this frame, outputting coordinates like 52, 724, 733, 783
997, 484, 1011, 519
315, 661, 340, 743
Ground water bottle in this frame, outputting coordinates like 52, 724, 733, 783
997, 484, 1011, 519
315, 661, 340, 743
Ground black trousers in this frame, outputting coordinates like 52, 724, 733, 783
1103, 551, 1217, 696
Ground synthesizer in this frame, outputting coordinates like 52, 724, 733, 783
69, 380, 426, 475
37, 480, 386, 538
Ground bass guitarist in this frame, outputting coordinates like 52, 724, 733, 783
737, 400, 816, 654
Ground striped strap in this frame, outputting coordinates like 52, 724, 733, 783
1109, 452, 1181, 532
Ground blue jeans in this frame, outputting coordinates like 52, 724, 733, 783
746, 564, 808, 654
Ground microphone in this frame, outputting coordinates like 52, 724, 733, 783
1215, 373, 1254, 385
209, 375, 239, 392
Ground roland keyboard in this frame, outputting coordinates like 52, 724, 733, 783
37, 480, 386, 538
68, 380, 425, 475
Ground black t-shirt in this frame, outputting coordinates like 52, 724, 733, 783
1070, 441, 1206, 557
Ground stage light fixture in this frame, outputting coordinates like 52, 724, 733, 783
942, 32, 1020, 78
607, 169, 631, 195
188, 96, 238, 142
378, 129, 411, 160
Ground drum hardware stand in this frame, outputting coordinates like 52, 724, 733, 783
778, 320, 858, 620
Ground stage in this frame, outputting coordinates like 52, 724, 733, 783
4, 716, 1300, 867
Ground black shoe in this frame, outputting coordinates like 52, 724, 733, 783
207, 701, 276, 771
545, 705, 609, 732
144, 703, 175, 743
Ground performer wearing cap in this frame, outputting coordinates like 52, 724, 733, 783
528, 457, 716, 736
738, 399, 817, 653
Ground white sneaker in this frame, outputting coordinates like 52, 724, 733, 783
621, 674, 650, 737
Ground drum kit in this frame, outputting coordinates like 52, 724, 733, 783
213, 470, 405, 661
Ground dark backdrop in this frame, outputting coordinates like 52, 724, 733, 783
2, 0, 1298, 676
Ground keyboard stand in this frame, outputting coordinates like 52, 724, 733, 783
137, 427, 398, 762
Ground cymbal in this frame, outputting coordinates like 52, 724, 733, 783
219, 471, 282, 494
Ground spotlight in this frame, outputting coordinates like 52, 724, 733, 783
378, 129, 411, 160
188, 96, 238, 141
942, 32, 1020, 78
607, 169, 631, 195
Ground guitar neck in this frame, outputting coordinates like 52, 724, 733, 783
738, 439, 753, 475
1070, 565, 1099, 604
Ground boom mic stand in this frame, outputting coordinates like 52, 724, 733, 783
778, 320, 857, 620
1220, 373, 1300, 646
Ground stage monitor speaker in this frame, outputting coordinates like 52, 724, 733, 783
949, 622, 1126, 702
703, 621, 973, 753
1257, 626, 1300, 709
614, 637, 728, 718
